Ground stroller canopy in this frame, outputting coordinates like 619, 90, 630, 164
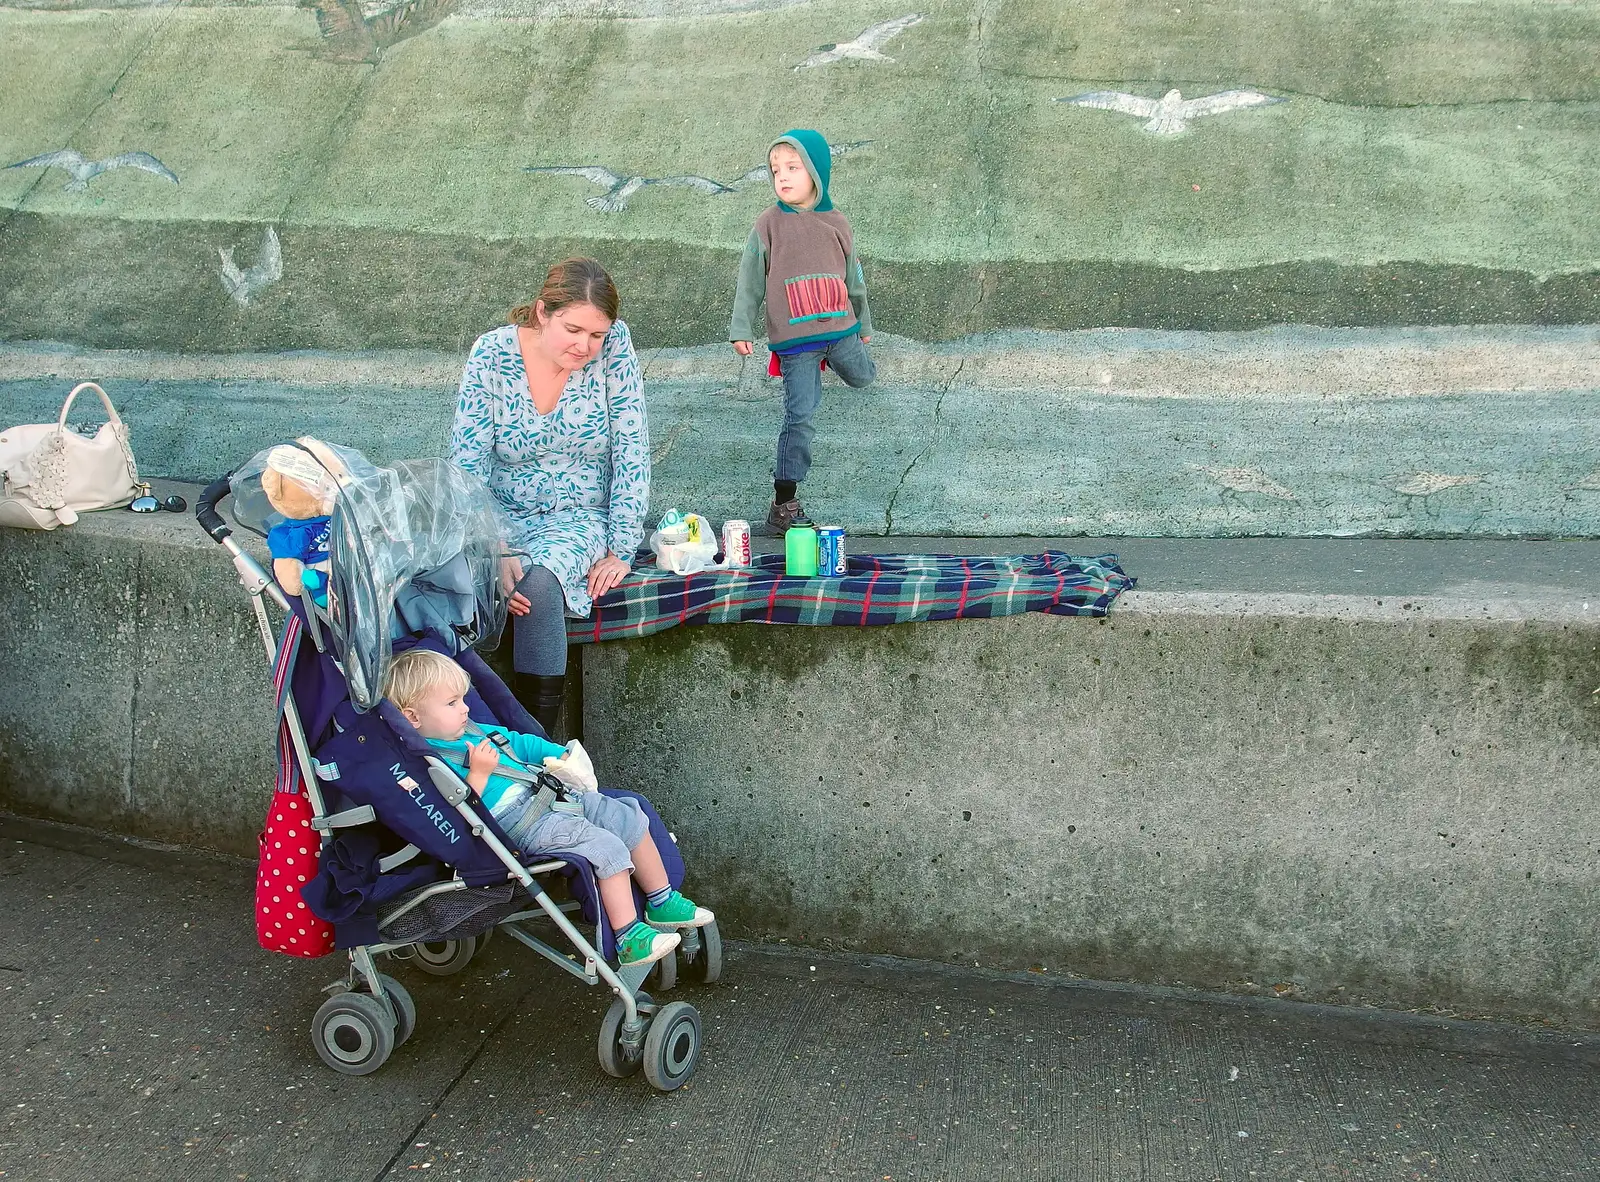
229, 438, 509, 710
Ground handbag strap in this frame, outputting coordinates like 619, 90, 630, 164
56, 382, 124, 430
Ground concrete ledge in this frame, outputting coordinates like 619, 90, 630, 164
2, 504, 1597, 1024
4, 326, 1598, 538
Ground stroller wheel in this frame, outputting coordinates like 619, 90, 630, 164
311, 992, 395, 1076
377, 974, 416, 1047
642, 1000, 702, 1092
652, 948, 678, 992
597, 992, 652, 1079
407, 936, 479, 976
683, 919, 724, 985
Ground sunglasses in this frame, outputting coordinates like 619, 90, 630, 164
129, 493, 188, 513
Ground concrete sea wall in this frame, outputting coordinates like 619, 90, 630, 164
3, 509, 1596, 1025
2, 0, 1596, 538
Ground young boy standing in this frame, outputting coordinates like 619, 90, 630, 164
729, 129, 877, 532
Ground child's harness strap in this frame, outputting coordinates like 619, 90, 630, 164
462, 722, 570, 794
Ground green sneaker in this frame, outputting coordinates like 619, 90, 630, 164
616, 921, 679, 968
645, 890, 715, 930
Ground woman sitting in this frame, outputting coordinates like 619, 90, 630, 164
449, 257, 649, 733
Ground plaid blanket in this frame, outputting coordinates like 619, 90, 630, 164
567, 551, 1135, 644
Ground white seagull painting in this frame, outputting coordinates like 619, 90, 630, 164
219, 226, 283, 308
525, 166, 734, 213
5, 149, 180, 191
794, 13, 924, 70
1195, 465, 1297, 501
1054, 88, 1284, 135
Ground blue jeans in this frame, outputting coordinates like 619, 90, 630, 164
774, 331, 877, 484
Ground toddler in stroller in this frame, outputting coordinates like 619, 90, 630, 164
383, 647, 715, 968
194, 438, 721, 1088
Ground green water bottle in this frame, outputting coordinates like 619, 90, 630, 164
784, 524, 819, 576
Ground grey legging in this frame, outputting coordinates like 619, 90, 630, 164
513, 564, 568, 676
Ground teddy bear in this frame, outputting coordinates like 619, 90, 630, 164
261, 441, 340, 604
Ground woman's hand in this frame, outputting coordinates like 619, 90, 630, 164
501, 555, 530, 616
732, 340, 754, 357
586, 554, 631, 601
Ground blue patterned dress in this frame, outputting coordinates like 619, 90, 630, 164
449, 321, 651, 618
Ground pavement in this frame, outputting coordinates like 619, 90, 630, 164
3, 814, 1597, 1182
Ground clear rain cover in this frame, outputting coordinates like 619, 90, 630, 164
229, 439, 509, 710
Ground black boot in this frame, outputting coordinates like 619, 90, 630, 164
513, 673, 566, 738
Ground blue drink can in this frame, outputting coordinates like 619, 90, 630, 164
817, 526, 847, 576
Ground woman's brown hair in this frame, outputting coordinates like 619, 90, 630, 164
510, 257, 619, 326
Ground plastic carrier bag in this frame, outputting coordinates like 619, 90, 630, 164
649, 510, 718, 575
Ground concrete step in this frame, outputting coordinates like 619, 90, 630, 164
4, 325, 1598, 538
0, 502, 1595, 1024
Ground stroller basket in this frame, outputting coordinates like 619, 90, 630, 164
378, 881, 523, 945
193, 447, 723, 1087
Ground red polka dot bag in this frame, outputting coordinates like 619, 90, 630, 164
256, 613, 335, 958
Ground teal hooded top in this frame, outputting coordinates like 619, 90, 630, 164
729, 129, 873, 351
772, 129, 836, 213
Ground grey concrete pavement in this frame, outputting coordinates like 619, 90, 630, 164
2, 815, 1598, 1182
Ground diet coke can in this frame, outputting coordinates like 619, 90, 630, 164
721, 519, 752, 567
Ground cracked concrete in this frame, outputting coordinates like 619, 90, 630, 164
884, 356, 962, 534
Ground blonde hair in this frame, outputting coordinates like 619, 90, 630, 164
384, 648, 470, 710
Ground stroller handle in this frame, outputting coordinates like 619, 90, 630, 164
196, 474, 233, 542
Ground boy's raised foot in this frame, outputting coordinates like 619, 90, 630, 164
765, 498, 813, 534
645, 889, 716, 930
617, 921, 681, 967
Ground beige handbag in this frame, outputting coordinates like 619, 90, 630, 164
0, 381, 143, 529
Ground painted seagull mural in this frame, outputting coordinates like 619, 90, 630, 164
794, 13, 924, 70
524, 166, 734, 213
727, 140, 875, 189
301, 0, 458, 63
1195, 465, 1297, 501
1054, 88, 1284, 135
4, 150, 179, 192
219, 226, 283, 308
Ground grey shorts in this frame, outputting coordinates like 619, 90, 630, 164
512, 792, 649, 880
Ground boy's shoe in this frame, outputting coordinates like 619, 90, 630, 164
766, 498, 813, 533
645, 890, 715, 930
616, 922, 681, 968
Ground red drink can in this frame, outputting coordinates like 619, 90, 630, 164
721, 519, 752, 567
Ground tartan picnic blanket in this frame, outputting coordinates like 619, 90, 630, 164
566, 551, 1136, 645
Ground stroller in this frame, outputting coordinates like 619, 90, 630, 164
195, 439, 721, 1088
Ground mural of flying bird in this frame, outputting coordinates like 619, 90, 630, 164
4, 149, 179, 192
727, 140, 875, 189
1054, 88, 1284, 135
794, 13, 924, 70
219, 226, 283, 308
524, 166, 734, 213
300, 0, 458, 63
1194, 465, 1297, 501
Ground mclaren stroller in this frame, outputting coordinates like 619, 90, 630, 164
195, 439, 721, 1088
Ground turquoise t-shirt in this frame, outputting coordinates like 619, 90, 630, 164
425, 725, 564, 815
